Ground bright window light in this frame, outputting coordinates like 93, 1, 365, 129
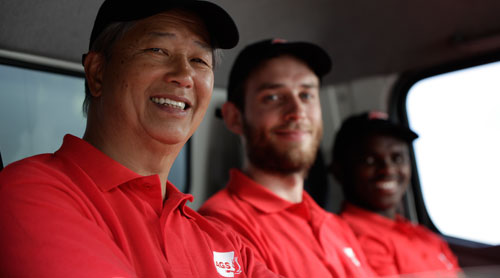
407, 61, 500, 246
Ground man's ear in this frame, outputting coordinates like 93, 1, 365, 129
221, 101, 244, 135
83, 52, 105, 97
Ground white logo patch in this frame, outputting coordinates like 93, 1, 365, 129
213, 251, 242, 277
438, 253, 454, 270
343, 247, 361, 267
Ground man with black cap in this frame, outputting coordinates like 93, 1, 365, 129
0, 1, 280, 277
331, 111, 461, 277
199, 39, 375, 278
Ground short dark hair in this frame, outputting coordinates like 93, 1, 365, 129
83, 21, 136, 116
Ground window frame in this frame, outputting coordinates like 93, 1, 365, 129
389, 50, 500, 248
0, 49, 84, 78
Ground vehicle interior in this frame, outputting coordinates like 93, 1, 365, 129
1, 0, 500, 276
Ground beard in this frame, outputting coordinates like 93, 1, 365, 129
242, 119, 322, 175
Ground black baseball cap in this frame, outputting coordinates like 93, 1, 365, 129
333, 111, 419, 162
226, 38, 332, 110
88, 0, 239, 50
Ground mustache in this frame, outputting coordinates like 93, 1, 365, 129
271, 122, 313, 132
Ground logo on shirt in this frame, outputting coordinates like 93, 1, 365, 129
213, 251, 242, 277
343, 247, 361, 267
438, 253, 454, 270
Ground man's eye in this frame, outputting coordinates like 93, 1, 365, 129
191, 58, 210, 67
299, 92, 313, 100
392, 154, 406, 164
146, 48, 164, 54
263, 94, 279, 102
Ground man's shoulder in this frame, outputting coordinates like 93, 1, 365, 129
198, 187, 234, 207
305, 196, 352, 229
0, 151, 91, 204
199, 186, 235, 212
198, 186, 260, 227
323, 209, 349, 225
0, 153, 63, 183
0, 152, 96, 228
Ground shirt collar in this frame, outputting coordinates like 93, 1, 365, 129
164, 180, 195, 219
55, 134, 141, 192
342, 202, 410, 229
55, 134, 195, 217
227, 169, 312, 219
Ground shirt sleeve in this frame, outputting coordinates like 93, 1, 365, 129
203, 214, 268, 263
335, 217, 378, 277
204, 215, 283, 278
201, 210, 270, 264
238, 238, 285, 278
0, 168, 136, 277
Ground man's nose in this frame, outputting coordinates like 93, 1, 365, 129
377, 158, 398, 175
284, 95, 306, 121
164, 56, 194, 88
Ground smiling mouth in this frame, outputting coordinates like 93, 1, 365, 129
150, 97, 188, 110
375, 181, 398, 192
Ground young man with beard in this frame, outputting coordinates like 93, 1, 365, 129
199, 39, 376, 278
0, 1, 281, 277
332, 111, 461, 277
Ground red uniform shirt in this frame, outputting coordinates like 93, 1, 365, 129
341, 203, 461, 277
199, 169, 376, 278
0, 135, 278, 278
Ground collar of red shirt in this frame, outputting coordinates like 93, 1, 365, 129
227, 169, 314, 220
55, 134, 194, 217
343, 202, 418, 234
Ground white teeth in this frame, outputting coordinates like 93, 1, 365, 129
377, 181, 398, 190
151, 97, 186, 110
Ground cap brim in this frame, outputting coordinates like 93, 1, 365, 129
377, 124, 419, 142
90, 0, 238, 50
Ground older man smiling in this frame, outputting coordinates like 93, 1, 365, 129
0, 1, 280, 277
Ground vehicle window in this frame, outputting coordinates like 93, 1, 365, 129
0, 63, 188, 192
406, 60, 500, 246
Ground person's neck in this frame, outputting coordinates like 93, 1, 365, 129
243, 164, 305, 203
83, 128, 180, 200
350, 199, 397, 220
375, 208, 397, 220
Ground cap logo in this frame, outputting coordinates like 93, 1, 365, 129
271, 38, 287, 44
368, 111, 389, 120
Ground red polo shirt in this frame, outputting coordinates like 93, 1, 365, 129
0, 135, 278, 278
341, 203, 461, 277
199, 169, 376, 278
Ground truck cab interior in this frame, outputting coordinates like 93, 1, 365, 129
1, 1, 499, 276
